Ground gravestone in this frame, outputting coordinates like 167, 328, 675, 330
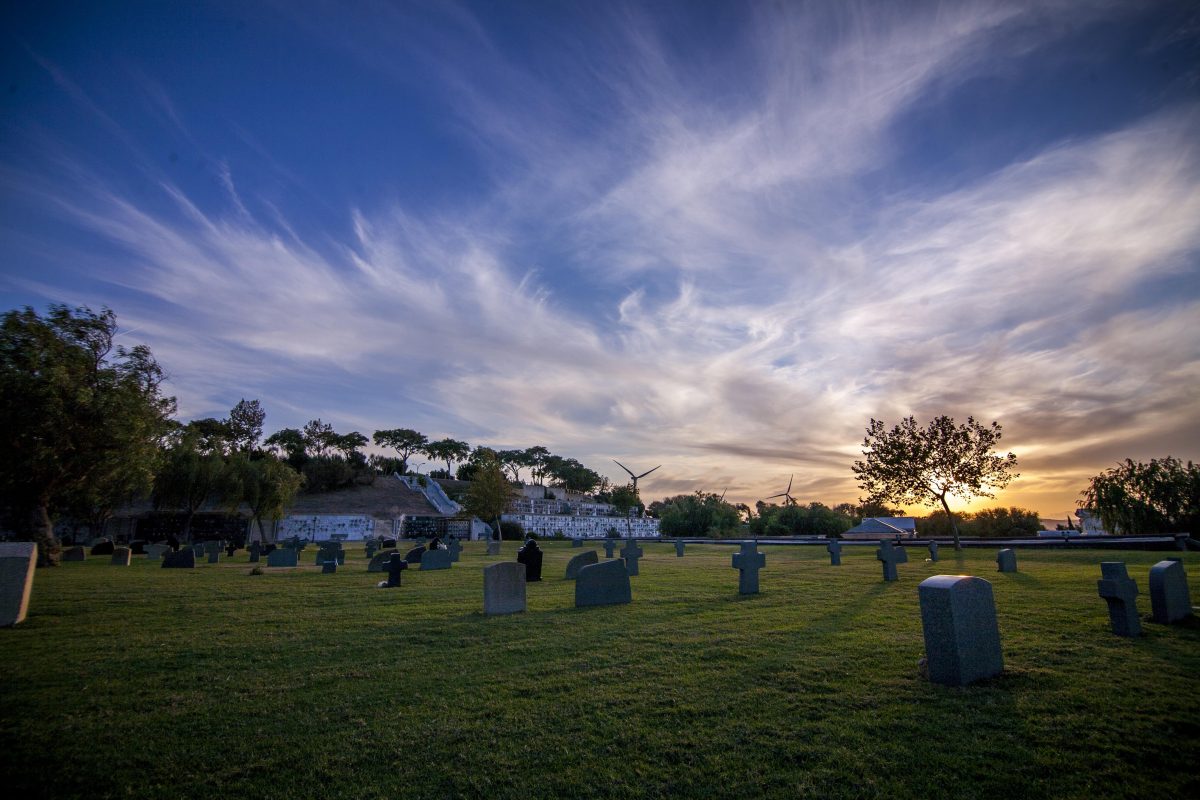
110, 547, 132, 566
447, 538, 462, 563
486, 539, 501, 556
207, 551, 220, 564
144, 544, 168, 561
572, 538, 583, 548
565, 550, 598, 580
404, 546, 425, 565
321, 561, 337, 574
996, 549, 1017, 573
0, 542, 37, 627
383, 553, 408, 587
368, 549, 396, 573
1149, 560, 1192, 624
620, 539, 643, 577
161, 549, 196, 569
1097, 562, 1141, 637
517, 539, 543, 582
365, 540, 378, 559
604, 539, 616, 559
192, 544, 205, 557
315, 541, 344, 566
266, 548, 298, 568
248, 542, 261, 563
420, 549, 452, 571
928, 542, 939, 562
130, 540, 147, 555
827, 539, 842, 566
225, 543, 237, 557
675, 541, 685, 557
918, 575, 1004, 686
90, 539, 114, 556
575, 559, 631, 608
381, 538, 397, 549
62, 546, 86, 562
732, 541, 766, 595
876, 540, 908, 581
484, 562, 526, 615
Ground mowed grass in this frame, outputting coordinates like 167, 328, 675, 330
1, 542, 1197, 800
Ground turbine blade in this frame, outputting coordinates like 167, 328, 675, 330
613, 459, 635, 477
635, 465, 662, 479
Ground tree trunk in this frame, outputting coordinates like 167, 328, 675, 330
939, 495, 961, 550
28, 501, 61, 567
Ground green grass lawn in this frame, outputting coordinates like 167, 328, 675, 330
1, 542, 1197, 800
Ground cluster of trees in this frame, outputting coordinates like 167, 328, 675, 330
649, 492, 742, 537
1081, 457, 1199, 535
914, 507, 1041, 538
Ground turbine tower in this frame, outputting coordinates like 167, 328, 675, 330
764, 474, 797, 507
613, 460, 661, 495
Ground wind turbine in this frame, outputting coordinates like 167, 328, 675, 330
764, 474, 797, 507
613, 460, 661, 495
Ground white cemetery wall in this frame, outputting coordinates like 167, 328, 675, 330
500, 514, 660, 539
276, 515, 377, 541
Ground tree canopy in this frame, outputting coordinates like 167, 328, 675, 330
651, 492, 742, 538
1081, 457, 1199, 535
372, 428, 427, 474
0, 305, 176, 565
851, 415, 1018, 548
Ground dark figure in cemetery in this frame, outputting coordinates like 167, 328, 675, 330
517, 538, 543, 582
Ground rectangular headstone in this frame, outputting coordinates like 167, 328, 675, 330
484, 562, 526, 615
1149, 559, 1192, 624
918, 575, 1004, 686
420, 549, 452, 571
447, 538, 462, 563
161, 549, 196, 569
321, 561, 337, 574
996, 549, 1017, 573
110, 547, 132, 566
675, 540, 685, 557
62, 546, 86, 562
0, 542, 37, 627
144, 544, 168, 560
266, 549, 298, 568
565, 550, 598, 580
575, 559, 631, 608
486, 539, 501, 556
604, 539, 616, 558
571, 538, 583, 548
1097, 562, 1141, 637
927, 541, 939, 562
207, 551, 220, 564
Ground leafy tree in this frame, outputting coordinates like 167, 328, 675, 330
153, 431, 229, 542
333, 432, 369, 465
1081, 457, 1200, 534
608, 483, 641, 537
971, 507, 1042, 538
423, 438, 471, 476
264, 427, 306, 470
524, 446, 550, 484
226, 399, 265, 453
545, 457, 602, 495
187, 417, 232, 455
373, 428, 427, 474
227, 455, 302, 542
749, 502, 853, 538
852, 415, 1018, 549
302, 419, 337, 458
497, 449, 532, 483
461, 453, 517, 538
654, 492, 741, 538
0, 305, 175, 565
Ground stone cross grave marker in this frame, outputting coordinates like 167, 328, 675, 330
565, 550, 598, 580
1097, 562, 1141, 637
383, 552, 408, 587
876, 540, 908, 581
420, 549, 452, 571
1149, 559, 1192, 624
575, 559, 631, 608
827, 539, 842, 566
928, 541, 939, 562
517, 539, 543, 582
0, 542, 37, 627
996, 549, 1017, 573
918, 575, 1004, 686
484, 562, 526, 615
110, 547, 132, 566
604, 539, 616, 558
620, 539, 644, 576
732, 541, 766, 595
675, 541, 685, 557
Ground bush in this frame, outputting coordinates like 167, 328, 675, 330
302, 456, 354, 493
498, 520, 524, 540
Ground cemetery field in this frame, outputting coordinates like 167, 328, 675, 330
1, 543, 1197, 800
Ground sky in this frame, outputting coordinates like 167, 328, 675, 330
2, 1, 1198, 520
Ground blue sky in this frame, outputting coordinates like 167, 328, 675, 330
2, 1, 1198, 517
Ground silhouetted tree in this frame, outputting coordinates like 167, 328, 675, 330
1081, 457, 1200, 534
373, 428, 427, 474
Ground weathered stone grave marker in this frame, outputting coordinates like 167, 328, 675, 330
248, 542, 261, 563
484, 562, 526, 615
827, 539, 842, 566
731, 541, 766, 595
876, 540, 908, 581
368, 548, 396, 573
90, 539, 114, 556
571, 537, 583, 548
321, 560, 337, 574
517, 539, 543, 582
918, 575, 1004, 686
447, 537, 462, 563
0, 542, 37, 627
365, 540, 378, 559
575, 559, 631, 608
266, 548, 298, 568
620, 539, 643, 577
162, 549, 196, 569
675, 541, 685, 557
1149, 559, 1192, 624
420, 548, 452, 571
63, 546, 86, 562
1097, 562, 1141, 637
404, 546, 425, 565
604, 539, 616, 559
928, 541, 939, 562
486, 538, 501, 556
110, 547, 132, 566
566, 550, 598, 580
996, 549, 1017, 573
145, 543, 168, 561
